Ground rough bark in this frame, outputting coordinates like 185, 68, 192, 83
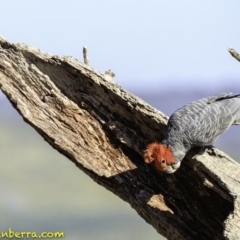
229, 48, 240, 62
0, 35, 240, 240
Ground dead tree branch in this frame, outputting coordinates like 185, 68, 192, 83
0, 36, 240, 239
229, 48, 240, 62
83, 46, 89, 65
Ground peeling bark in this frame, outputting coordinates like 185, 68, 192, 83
0, 36, 240, 239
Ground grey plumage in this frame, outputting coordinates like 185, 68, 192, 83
165, 93, 240, 148
155, 93, 240, 173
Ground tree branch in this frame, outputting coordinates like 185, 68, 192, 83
0, 36, 240, 239
83, 46, 89, 65
228, 47, 240, 62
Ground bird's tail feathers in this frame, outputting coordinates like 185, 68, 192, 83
233, 111, 240, 125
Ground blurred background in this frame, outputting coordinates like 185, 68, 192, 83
1, 1, 240, 239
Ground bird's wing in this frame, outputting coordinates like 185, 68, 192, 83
167, 93, 240, 146
206, 92, 240, 104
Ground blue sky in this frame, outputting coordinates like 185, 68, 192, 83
0, 1, 240, 93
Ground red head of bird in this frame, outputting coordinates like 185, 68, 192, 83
144, 142, 181, 173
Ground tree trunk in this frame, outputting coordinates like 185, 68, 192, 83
0, 35, 240, 240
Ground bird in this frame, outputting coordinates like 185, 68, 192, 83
144, 93, 240, 174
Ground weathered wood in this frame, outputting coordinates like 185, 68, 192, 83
0, 36, 240, 239
229, 48, 240, 62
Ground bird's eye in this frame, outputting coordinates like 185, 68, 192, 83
161, 159, 166, 164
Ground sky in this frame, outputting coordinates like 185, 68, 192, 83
0, 0, 240, 94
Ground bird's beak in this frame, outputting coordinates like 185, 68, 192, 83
165, 161, 181, 174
